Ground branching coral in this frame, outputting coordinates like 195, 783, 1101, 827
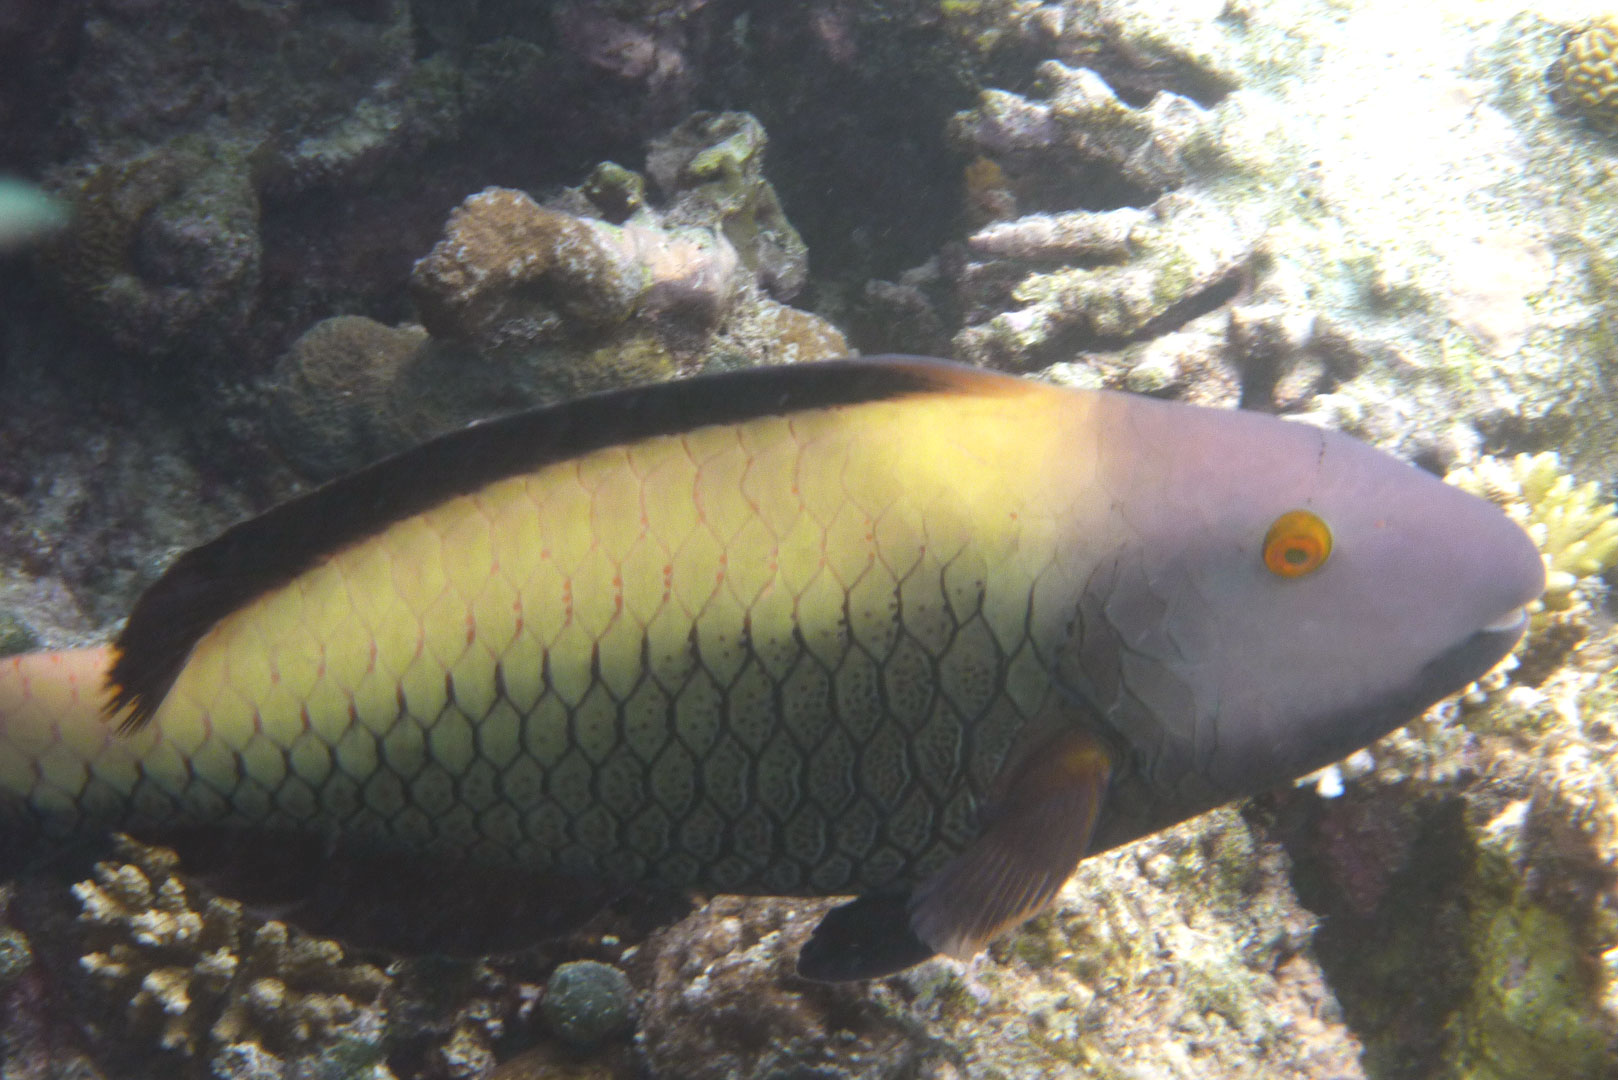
955, 187, 1261, 369
938, 56, 1268, 370
73, 835, 393, 1077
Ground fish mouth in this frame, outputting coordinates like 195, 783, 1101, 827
1424, 609, 1530, 697
1481, 606, 1528, 635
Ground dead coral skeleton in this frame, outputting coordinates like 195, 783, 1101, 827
937, 54, 1269, 370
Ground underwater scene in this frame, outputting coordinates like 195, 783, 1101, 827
1, 0, 1617, 1077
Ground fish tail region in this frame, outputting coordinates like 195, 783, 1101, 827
0, 647, 134, 848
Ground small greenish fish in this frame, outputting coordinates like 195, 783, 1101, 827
0, 177, 68, 252
0, 358, 1543, 978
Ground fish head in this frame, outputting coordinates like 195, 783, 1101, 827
1081, 392, 1545, 826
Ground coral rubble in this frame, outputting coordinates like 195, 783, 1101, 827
637, 895, 945, 1080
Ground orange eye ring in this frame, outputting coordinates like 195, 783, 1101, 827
1263, 509, 1333, 578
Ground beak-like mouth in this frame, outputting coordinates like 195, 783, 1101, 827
1429, 610, 1530, 696
1481, 607, 1528, 635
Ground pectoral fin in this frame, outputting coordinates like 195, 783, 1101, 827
797, 723, 1111, 981
909, 726, 1111, 959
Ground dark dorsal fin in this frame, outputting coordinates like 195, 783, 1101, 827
108, 356, 1012, 731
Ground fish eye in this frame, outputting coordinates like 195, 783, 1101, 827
1263, 509, 1332, 578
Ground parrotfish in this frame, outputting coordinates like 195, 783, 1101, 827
0, 358, 1544, 979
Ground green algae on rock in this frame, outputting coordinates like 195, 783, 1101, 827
645, 112, 809, 301
540, 961, 634, 1050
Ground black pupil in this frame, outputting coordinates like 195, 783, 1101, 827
1284, 544, 1310, 565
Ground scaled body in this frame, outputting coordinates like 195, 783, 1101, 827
0, 359, 1544, 977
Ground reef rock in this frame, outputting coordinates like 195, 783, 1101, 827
410, 188, 738, 356
540, 961, 634, 1051
637, 895, 949, 1080
644, 111, 810, 301
269, 316, 432, 479
274, 111, 844, 479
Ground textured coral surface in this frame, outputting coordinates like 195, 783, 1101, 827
1554, 17, 1618, 130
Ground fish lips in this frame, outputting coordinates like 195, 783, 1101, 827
1289, 600, 1531, 780
1369, 603, 1530, 737
1428, 605, 1529, 693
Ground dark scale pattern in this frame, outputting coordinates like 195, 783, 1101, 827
7, 392, 1079, 905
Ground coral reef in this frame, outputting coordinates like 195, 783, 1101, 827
1550, 16, 1618, 131
10, 1, 1618, 1077
30, 0, 743, 371
1255, 454, 1618, 1080
633, 813, 1363, 1080
34, 0, 428, 364
410, 186, 735, 359
636, 895, 946, 1080
946, 59, 1267, 370
273, 112, 845, 478
41, 144, 262, 358
269, 317, 432, 479
1268, 613, 1618, 1080
71, 835, 393, 1078
848, 0, 1604, 484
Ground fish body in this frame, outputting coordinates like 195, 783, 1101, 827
0, 359, 1543, 978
